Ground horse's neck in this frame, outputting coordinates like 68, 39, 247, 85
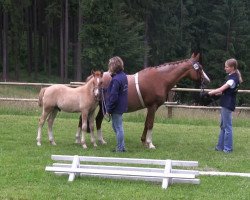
157, 61, 192, 86
81, 78, 94, 92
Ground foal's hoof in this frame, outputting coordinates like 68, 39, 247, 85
98, 140, 107, 145
82, 144, 88, 149
50, 141, 57, 146
37, 142, 41, 146
75, 140, 81, 144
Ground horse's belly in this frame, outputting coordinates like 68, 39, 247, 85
57, 98, 81, 113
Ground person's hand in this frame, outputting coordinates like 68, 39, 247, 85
200, 91, 210, 98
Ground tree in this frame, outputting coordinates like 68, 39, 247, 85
2, 2, 9, 81
80, 0, 144, 77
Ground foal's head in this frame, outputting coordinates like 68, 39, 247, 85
92, 70, 103, 100
188, 53, 210, 86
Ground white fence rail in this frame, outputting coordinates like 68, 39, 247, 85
1, 82, 250, 113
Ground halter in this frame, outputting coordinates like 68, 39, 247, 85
192, 61, 206, 95
100, 88, 111, 122
93, 86, 101, 101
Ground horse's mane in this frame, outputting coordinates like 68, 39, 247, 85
85, 74, 93, 82
156, 58, 189, 68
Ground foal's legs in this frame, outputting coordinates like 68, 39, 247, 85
76, 106, 106, 145
47, 109, 58, 145
36, 108, 51, 146
141, 105, 158, 149
75, 117, 82, 144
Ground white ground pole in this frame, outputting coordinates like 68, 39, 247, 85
45, 155, 200, 189
45, 155, 250, 190
199, 171, 250, 177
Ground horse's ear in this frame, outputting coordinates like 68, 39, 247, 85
191, 53, 195, 58
196, 53, 200, 60
91, 69, 95, 76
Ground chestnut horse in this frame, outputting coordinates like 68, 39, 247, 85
36, 70, 104, 149
79, 53, 210, 148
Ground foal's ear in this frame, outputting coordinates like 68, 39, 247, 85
91, 69, 95, 76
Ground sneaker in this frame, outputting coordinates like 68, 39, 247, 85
112, 149, 126, 153
223, 149, 232, 153
215, 146, 222, 151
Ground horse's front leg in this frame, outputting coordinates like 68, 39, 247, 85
96, 104, 106, 144
75, 115, 82, 144
47, 109, 58, 145
141, 105, 158, 149
88, 112, 97, 147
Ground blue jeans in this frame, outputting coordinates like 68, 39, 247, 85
111, 113, 125, 151
216, 107, 233, 152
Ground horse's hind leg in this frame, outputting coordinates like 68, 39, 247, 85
96, 105, 106, 144
47, 109, 58, 145
36, 110, 50, 146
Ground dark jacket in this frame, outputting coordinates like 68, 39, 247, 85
106, 71, 128, 114
220, 73, 239, 111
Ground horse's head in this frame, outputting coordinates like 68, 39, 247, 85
92, 70, 103, 100
188, 53, 210, 87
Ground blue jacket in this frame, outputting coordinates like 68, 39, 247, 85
220, 73, 239, 111
106, 71, 128, 114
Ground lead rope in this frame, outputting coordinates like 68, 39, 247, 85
101, 88, 111, 122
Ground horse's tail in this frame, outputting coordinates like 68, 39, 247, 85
38, 87, 47, 107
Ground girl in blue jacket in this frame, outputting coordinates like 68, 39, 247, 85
209, 58, 243, 153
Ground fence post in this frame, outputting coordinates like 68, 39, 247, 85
167, 107, 173, 118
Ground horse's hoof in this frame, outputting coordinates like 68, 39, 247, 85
148, 143, 156, 149
82, 144, 87, 149
50, 141, 57, 146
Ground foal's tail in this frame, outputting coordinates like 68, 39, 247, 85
38, 87, 47, 107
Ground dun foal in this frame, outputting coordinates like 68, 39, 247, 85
36, 70, 104, 149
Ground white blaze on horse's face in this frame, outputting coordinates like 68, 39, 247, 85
94, 77, 100, 98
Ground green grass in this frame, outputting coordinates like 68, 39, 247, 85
0, 104, 249, 199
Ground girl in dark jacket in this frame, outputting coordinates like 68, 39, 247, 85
106, 56, 128, 152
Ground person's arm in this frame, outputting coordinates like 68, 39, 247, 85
208, 83, 230, 96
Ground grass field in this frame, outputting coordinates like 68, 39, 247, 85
0, 102, 249, 200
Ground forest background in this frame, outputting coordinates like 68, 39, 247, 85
1, 0, 250, 104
